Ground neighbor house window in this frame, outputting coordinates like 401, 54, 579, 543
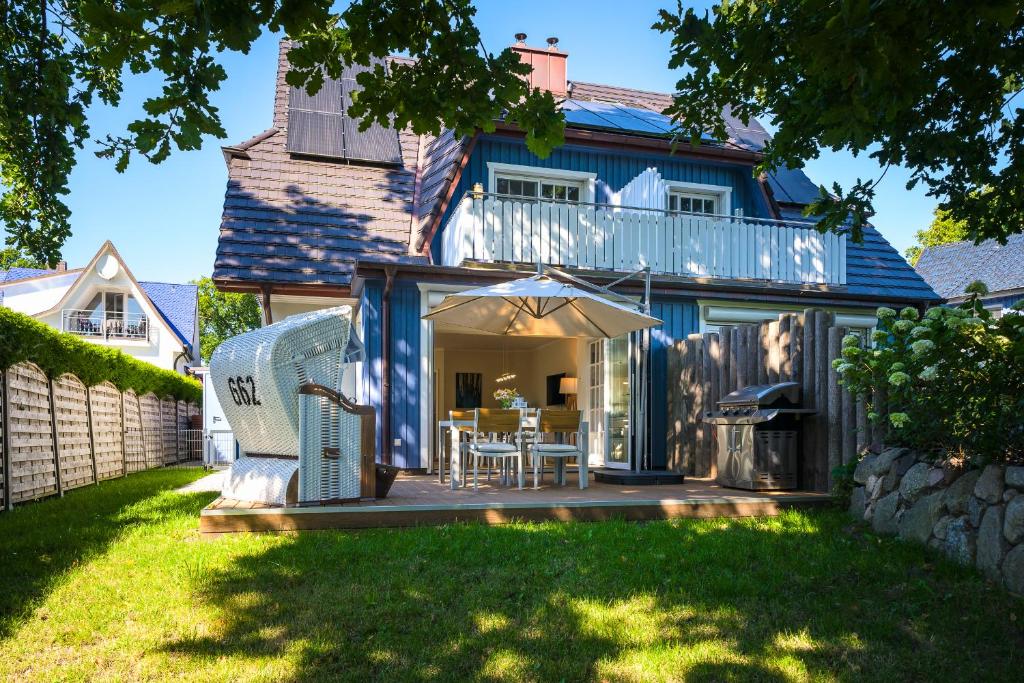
668, 191, 719, 215
496, 174, 581, 202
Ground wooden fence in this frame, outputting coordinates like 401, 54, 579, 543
666, 309, 879, 492
0, 361, 200, 510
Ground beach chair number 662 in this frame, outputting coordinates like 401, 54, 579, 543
227, 375, 262, 407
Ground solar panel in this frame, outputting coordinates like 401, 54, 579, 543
289, 77, 343, 114
341, 63, 402, 165
561, 98, 719, 142
616, 105, 676, 134
286, 59, 401, 165
562, 100, 623, 130
287, 110, 345, 158
565, 100, 667, 135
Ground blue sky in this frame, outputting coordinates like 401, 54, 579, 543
10, 0, 936, 282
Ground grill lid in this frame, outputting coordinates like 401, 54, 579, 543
717, 382, 800, 408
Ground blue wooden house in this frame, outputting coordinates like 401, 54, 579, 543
214, 37, 939, 477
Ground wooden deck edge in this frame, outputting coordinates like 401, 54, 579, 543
199, 495, 832, 534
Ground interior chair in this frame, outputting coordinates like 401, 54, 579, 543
531, 409, 588, 489
447, 408, 476, 488
468, 409, 524, 491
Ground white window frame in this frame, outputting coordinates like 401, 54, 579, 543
487, 162, 596, 203
664, 180, 733, 217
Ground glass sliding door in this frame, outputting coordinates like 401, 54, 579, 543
588, 341, 605, 463
606, 334, 631, 468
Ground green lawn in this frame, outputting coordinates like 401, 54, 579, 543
0, 468, 1021, 681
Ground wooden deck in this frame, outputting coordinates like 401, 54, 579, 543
200, 472, 831, 533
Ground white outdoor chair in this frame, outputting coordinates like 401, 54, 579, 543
469, 409, 524, 490
530, 409, 589, 489
210, 306, 375, 506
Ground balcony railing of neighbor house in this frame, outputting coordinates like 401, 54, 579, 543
441, 193, 847, 285
62, 310, 149, 341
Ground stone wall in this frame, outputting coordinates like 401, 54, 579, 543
850, 447, 1024, 594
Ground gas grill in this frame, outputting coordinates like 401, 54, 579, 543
702, 382, 814, 491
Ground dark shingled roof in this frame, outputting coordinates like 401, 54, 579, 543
915, 234, 1024, 300
137, 281, 198, 351
1, 267, 51, 283
214, 44, 938, 303
215, 42, 429, 289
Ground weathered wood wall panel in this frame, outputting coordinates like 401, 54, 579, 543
54, 374, 93, 489
665, 310, 869, 492
90, 382, 124, 480
1, 368, 8, 510
6, 363, 57, 503
161, 399, 178, 465
123, 390, 146, 473
139, 394, 163, 468
0, 366, 198, 512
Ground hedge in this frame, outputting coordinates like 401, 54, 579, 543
0, 307, 202, 403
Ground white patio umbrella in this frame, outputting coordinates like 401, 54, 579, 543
422, 274, 661, 337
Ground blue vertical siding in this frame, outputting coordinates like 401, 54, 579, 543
648, 298, 700, 468
360, 280, 421, 469
432, 135, 770, 259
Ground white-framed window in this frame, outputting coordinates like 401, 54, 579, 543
664, 181, 732, 217
495, 175, 582, 201
668, 191, 719, 215
487, 162, 596, 203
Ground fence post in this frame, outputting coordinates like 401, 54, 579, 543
47, 377, 64, 497
800, 309, 818, 490
120, 391, 127, 477
1, 369, 12, 511
85, 386, 98, 485
826, 326, 844, 489
175, 402, 182, 463
813, 312, 832, 491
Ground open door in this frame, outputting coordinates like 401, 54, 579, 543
588, 335, 633, 469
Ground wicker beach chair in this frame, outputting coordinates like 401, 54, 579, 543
210, 306, 375, 506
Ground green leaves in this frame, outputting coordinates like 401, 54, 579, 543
655, 0, 1024, 245
3, 0, 562, 265
904, 207, 970, 265
838, 299, 1024, 465
193, 276, 261, 364
0, 307, 201, 402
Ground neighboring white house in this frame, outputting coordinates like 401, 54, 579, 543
0, 241, 199, 373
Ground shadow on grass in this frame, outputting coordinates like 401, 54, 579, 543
162, 511, 1023, 681
0, 468, 214, 639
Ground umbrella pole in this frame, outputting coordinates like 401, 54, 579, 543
635, 268, 651, 473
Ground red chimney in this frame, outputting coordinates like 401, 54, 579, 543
55, 260, 68, 272
509, 34, 567, 97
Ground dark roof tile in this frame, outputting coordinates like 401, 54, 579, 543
915, 234, 1024, 299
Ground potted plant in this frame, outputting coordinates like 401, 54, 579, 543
494, 387, 520, 409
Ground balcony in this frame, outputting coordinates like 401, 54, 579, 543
63, 310, 149, 341
441, 193, 847, 286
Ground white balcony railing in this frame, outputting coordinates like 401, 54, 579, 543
441, 193, 847, 285
63, 310, 149, 341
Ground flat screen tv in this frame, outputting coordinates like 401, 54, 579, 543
546, 372, 567, 406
